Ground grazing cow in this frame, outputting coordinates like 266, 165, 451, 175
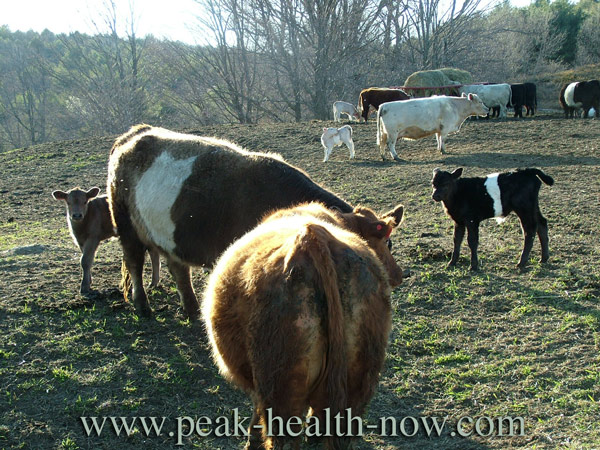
203, 202, 404, 450
559, 80, 600, 118
53, 187, 160, 294
108, 125, 353, 319
458, 83, 512, 118
321, 125, 354, 162
524, 82, 537, 116
431, 167, 554, 271
332, 101, 360, 122
357, 87, 410, 123
376, 93, 488, 160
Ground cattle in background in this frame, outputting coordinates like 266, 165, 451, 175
431, 167, 553, 271
524, 82, 537, 116
357, 87, 410, 122
458, 83, 512, 118
203, 202, 404, 450
321, 125, 354, 162
108, 125, 353, 319
510, 84, 527, 118
377, 93, 488, 160
53, 187, 160, 294
559, 80, 600, 118
332, 101, 360, 122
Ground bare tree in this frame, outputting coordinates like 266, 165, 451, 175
401, 0, 488, 69
55, 0, 148, 134
0, 32, 52, 149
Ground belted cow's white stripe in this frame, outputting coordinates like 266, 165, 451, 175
484, 173, 503, 218
134, 151, 197, 253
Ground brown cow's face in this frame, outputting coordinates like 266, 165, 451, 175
342, 205, 404, 287
52, 187, 100, 222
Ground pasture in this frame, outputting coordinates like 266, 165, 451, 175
0, 113, 599, 449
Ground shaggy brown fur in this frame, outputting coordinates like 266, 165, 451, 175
203, 202, 404, 450
107, 125, 353, 319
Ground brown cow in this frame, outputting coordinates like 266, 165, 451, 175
357, 87, 410, 122
108, 125, 353, 319
53, 187, 160, 294
203, 202, 404, 450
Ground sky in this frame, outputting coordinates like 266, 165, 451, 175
2, 0, 203, 44
2, 0, 535, 45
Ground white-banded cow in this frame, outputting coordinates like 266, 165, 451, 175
107, 125, 353, 319
559, 80, 600, 118
321, 125, 354, 162
53, 187, 160, 294
332, 101, 360, 122
376, 94, 488, 160
203, 202, 404, 450
458, 83, 512, 119
431, 167, 554, 271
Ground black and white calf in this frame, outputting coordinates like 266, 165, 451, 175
431, 167, 554, 270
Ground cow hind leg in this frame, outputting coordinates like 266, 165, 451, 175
166, 257, 200, 320
148, 248, 161, 288
436, 132, 446, 154
537, 209, 550, 263
121, 234, 151, 317
388, 134, 401, 161
516, 211, 538, 270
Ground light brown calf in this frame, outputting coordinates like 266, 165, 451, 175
203, 202, 404, 449
53, 187, 160, 294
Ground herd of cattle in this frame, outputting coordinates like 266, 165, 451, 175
322, 80, 600, 163
50, 117, 559, 448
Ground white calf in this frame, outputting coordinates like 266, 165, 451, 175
321, 125, 354, 162
332, 101, 360, 122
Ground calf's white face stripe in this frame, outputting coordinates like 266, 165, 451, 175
484, 173, 503, 218
135, 151, 197, 253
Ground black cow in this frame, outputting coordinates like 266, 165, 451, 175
510, 84, 526, 118
524, 82, 537, 116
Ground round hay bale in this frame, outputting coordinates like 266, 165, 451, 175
403, 70, 453, 97
438, 68, 473, 85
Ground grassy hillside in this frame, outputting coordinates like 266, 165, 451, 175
1, 112, 599, 449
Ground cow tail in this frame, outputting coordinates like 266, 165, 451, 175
376, 106, 387, 148
120, 258, 132, 302
530, 169, 554, 186
302, 224, 348, 448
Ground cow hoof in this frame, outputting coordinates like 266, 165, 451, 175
392, 156, 403, 162
469, 266, 479, 272
134, 303, 153, 319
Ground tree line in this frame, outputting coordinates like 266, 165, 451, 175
0, 0, 598, 151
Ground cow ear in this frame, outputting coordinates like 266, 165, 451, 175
323, 127, 328, 132
468, 93, 474, 101
433, 167, 441, 175
86, 187, 100, 199
52, 190, 68, 201
382, 204, 404, 228
461, 92, 467, 98
451, 168, 463, 179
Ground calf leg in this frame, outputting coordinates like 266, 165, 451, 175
346, 138, 355, 159
245, 404, 264, 450
79, 239, 100, 294
166, 257, 199, 320
516, 212, 538, 269
537, 210, 550, 263
323, 145, 333, 162
466, 222, 480, 271
148, 248, 161, 287
448, 223, 466, 268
